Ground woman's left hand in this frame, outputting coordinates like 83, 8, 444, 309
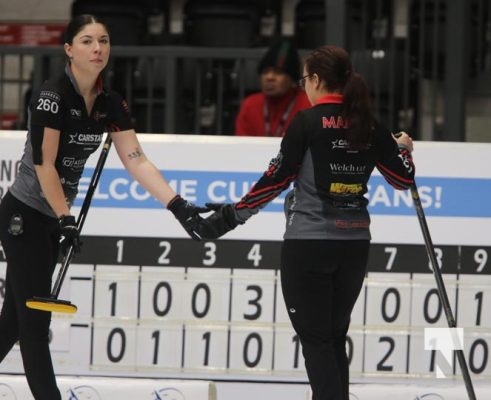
393, 131, 414, 153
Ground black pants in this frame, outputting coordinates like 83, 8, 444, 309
281, 239, 370, 400
0, 191, 61, 400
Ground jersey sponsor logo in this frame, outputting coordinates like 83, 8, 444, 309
330, 182, 363, 194
322, 115, 348, 128
39, 90, 60, 103
62, 156, 88, 170
335, 219, 370, 229
60, 178, 79, 189
398, 151, 414, 173
330, 163, 367, 174
93, 111, 108, 121
266, 151, 283, 177
70, 108, 82, 118
332, 138, 350, 149
69, 133, 103, 145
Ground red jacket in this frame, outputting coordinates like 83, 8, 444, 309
235, 88, 311, 137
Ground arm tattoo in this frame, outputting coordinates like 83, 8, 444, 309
128, 147, 143, 160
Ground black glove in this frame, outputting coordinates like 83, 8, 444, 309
196, 203, 243, 239
167, 195, 209, 240
59, 215, 81, 255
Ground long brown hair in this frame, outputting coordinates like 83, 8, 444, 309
304, 45, 374, 150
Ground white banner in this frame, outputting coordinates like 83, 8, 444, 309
1, 131, 490, 245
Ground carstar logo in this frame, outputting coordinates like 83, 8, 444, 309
332, 139, 350, 149
69, 133, 102, 145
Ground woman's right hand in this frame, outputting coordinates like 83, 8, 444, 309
59, 215, 81, 255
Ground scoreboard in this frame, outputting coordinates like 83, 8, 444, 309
0, 132, 490, 384
1, 240, 489, 380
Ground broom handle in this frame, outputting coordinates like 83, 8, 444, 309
51, 134, 112, 298
411, 183, 476, 400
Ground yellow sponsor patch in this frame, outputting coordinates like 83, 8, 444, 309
330, 182, 363, 194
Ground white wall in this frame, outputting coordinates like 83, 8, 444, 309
0, 0, 71, 21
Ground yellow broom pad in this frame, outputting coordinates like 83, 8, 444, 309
26, 298, 78, 314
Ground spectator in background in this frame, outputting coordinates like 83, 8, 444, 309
235, 39, 311, 136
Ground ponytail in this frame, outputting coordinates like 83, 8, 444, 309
304, 45, 375, 151
342, 72, 374, 150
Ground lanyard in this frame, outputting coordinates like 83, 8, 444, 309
263, 94, 297, 137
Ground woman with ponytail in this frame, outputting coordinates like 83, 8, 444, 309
197, 45, 415, 400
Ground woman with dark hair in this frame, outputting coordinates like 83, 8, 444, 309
197, 45, 415, 400
0, 14, 205, 399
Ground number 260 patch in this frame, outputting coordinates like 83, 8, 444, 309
37, 98, 59, 114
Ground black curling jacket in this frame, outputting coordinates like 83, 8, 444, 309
10, 64, 133, 218
236, 94, 415, 240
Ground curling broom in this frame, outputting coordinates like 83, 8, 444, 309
411, 183, 476, 400
26, 134, 112, 313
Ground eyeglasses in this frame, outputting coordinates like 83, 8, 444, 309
298, 74, 313, 89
